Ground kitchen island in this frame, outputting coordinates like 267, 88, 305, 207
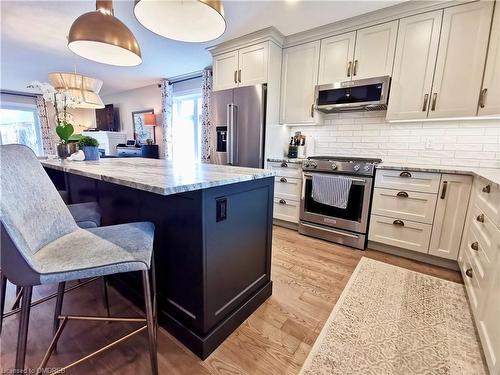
41, 158, 275, 359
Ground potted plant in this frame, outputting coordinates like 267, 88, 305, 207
28, 81, 81, 159
78, 136, 100, 161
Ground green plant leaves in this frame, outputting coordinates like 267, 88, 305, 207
55, 122, 74, 143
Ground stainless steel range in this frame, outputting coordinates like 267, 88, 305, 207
299, 156, 381, 249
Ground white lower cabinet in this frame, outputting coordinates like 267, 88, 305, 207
370, 169, 472, 261
428, 174, 472, 260
270, 162, 302, 223
459, 177, 500, 375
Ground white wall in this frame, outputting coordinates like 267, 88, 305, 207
290, 112, 500, 169
102, 84, 163, 157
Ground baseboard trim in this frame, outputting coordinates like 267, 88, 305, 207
368, 241, 460, 271
273, 218, 299, 231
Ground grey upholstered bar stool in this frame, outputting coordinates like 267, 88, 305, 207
0, 200, 105, 334
0, 144, 158, 374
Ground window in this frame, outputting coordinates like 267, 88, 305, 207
172, 93, 202, 162
0, 104, 43, 156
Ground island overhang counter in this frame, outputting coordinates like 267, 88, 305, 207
41, 158, 275, 359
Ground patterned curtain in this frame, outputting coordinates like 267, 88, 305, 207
200, 69, 212, 162
36, 95, 55, 155
161, 79, 173, 159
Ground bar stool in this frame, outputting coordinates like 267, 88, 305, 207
0, 200, 107, 334
0, 144, 158, 374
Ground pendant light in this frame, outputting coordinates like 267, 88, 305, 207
134, 0, 226, 43
49, 72, 105, 109
68, 0, 142, 66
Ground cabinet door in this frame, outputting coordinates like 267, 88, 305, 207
386, 11, 442, 121
238, 42, 268, 87
280, 41, 320, 124
478, 3, 500, 116
213, 50, 239, 91
318, 32, 356, 84
353, 21, 398, 80
429, 174, 472, 260
428, 1, 494, 118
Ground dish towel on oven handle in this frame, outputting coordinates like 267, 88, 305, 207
311, 174, 352, 209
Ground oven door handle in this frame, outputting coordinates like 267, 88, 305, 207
301, 173, 307, 200
302, 173, 368, 184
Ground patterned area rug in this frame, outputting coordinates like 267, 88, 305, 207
300, 257, 487, 375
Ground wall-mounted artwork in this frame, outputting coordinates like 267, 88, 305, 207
132, 109, 155, 144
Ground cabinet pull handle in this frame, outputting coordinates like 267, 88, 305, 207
476, 214, 484, 223
393, 219, 405, 226
347, 61, 352, 77
431, 93, 438, 111
440, 181, 448, 199
465, 268, 473, 278
399, 171, 412, 178
482, 184, 491, 194
281, 162, 288, 168
353, 60, 358, 76
310, 103, 315, 118
422, 94, 429, 112
396, 191, 408, 198
234, 70, 238, 84
238, 69, 242, 83
479, 88, 487, 108
470, 242, 479, 251
279, 199, 287, 205
280, 177, 288, 183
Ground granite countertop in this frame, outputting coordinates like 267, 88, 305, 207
377, 162, 500, 187
267, 158, 307, 164
41, 158, 274, 195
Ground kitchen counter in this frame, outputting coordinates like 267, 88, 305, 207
377, 162, 500, 187
42, 157, 274, 359
41, 158, 274, 195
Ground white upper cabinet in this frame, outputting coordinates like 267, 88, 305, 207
352, 21, 398, 80
238, 42, 269, 87
429, 174, 472, 260
212, 42, 271, 91
318, 32, 356, 84
428, 1, 494, 119
479, 3, 500, 116
213, 50, 239, 91
386, 11, 442, 121
280, 41, 320, 125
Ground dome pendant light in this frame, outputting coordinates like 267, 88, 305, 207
68, 0, 142, 66
134, 0, 226, 43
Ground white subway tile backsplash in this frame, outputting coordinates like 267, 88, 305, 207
294, 111, 500, 168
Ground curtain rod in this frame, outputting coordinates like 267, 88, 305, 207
170, 74, 203, 85
1, 90, 38, 98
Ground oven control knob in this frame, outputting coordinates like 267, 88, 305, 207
353, 164, 360, 172
331, 163, 337, 170
364, 165, 371, 171
303, 161, 310, 168
310, 162, 318, 169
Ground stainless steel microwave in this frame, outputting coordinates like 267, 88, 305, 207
314, 76, 390, 113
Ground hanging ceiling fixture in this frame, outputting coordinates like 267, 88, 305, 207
67, 0, 142, 66
134, 0, 226, 43
49, 72, 105, 109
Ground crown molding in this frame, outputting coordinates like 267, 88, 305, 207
283, 0, 473, 48
207, 26, 285, 56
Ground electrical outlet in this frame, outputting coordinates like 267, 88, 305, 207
424, 138, 433, 150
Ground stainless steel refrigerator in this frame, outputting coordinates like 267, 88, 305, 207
210, 84, 266, 168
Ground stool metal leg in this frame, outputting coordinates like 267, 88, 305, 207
142, 271, 158, 375
0, 273, 6, 334
11, 286, 23, 310
15, 285, 33, 371
53, 282, 65, 337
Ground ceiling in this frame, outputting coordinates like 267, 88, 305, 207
1, 0, 403, 97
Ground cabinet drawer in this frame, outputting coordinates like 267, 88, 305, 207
268, 161, 302, 178
274, 176, 301, 200
375, 169, 441, 193
273, 197, 300, 223
459, 242, 481, 314
368, 214, 432, 253
473, 177, 500, 226
371, 188, 437, 224
469, 205, 497, 271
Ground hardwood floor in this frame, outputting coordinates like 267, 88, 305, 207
0, 226, 462, 374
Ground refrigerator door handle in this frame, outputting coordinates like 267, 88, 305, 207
232, 105, 238, 165
228, 104, 235, 165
